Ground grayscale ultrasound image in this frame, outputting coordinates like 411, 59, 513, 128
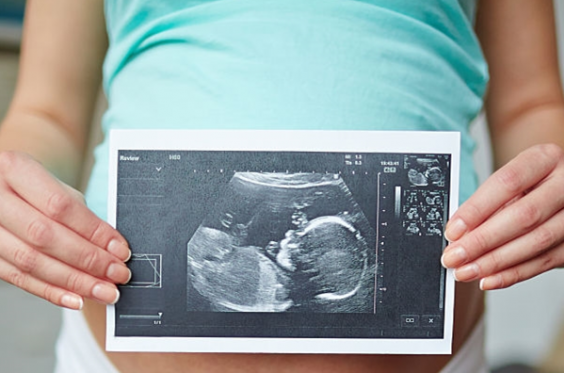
406, 157, 445, 188
114, 149, 451, 340
187, 172, 375, 313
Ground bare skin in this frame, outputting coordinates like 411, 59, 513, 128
0, 0, 563, 372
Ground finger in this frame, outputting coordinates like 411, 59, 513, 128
0, 256, 84, 310
451, 207, 564, 282
444, 144, 563, 241
479, 242, 564, 290
0, 226, 123, 304
442, 174, 564, 268
0, 152, 130, 260
0, 193, 131, 284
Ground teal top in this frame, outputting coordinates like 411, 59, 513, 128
86, 0, 488, 218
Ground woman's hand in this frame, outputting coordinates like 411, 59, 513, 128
0, 151, 131, 309
441, 144, 564, 290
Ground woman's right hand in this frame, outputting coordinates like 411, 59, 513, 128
0, 151, 131, 310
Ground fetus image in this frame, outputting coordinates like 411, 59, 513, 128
407, 158, 445, 188
187, 172, 376, 313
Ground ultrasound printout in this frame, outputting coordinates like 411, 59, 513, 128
106, 130, 460, 354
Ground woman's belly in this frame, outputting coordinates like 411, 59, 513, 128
82, 281, 483, 373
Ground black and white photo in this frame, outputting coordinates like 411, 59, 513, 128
106, 130, 460, 354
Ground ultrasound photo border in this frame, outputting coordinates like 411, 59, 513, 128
106, 129, 460, 354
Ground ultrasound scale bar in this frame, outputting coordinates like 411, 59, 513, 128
119, 312, 162, 320
374, 172, 380, 314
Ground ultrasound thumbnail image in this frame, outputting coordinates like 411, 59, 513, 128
402, 155, 448, 238
187, 172, 376, 313
405, 157, 445, 188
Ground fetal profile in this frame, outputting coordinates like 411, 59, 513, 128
187, 172, 376, 313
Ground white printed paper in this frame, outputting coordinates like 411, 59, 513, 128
106, 129, 459, 354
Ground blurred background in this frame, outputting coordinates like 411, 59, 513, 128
0, 0, 23, 48
1, 1, 564, 372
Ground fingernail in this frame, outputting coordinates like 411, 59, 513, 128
480, 275, 502, 290
108, 239, 131, 262
454, 263, 480, 282
445, 219, 468, 242
92, 283, 120, 304
106, 263, 132, 284
441, 247, 468, 268
61, 294, 84, 310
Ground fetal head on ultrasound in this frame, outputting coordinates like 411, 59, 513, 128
187, 172, 376, 313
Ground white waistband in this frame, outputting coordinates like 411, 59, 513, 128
54, 309, 488, 373
439, 317, 488, 373
54, 309, 120, 373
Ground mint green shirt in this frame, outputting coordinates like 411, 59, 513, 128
86, 0, 488, 218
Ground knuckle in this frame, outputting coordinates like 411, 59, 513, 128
487, 251, 504, 273
26, 218, 53, 247
78, 249, 101, 275
470, 229, 489, 253
87, 220, 106, 243
45, 192, 73, 220
13, 248, 38, 274
513, 202, 542, 230
42, 284, 58, 304
540, 254, 557, 272
495, 166, 523, 194
504, 268, 521, 288
7, 269, 27, 289
65, 271, 85, 293
534, 143, 563, 164
533, 227, 556, 252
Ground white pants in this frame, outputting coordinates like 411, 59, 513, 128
54, 308, 488, 373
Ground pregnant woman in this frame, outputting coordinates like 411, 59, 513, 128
1, 1, 564, 372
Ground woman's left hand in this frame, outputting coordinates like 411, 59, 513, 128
441, 143, 564, 290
